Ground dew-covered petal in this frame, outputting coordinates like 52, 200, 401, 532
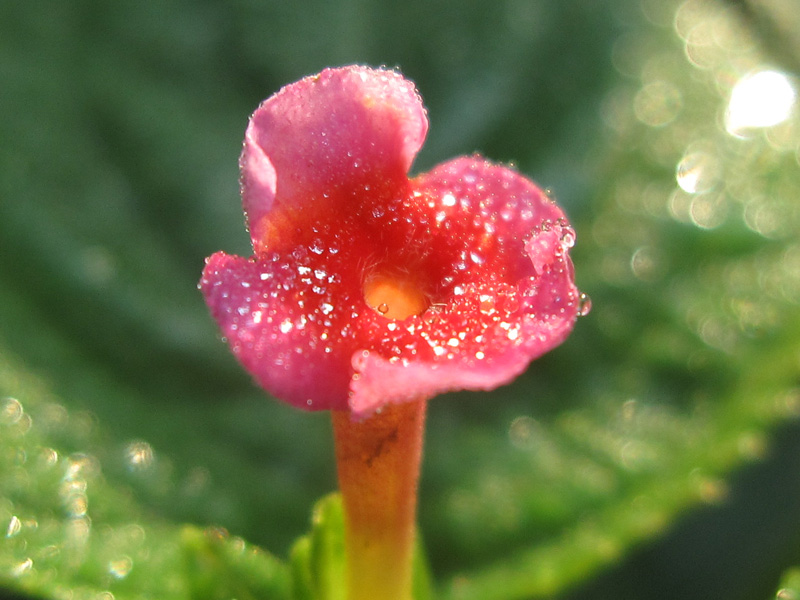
409, 156, 571, 281
203, 70, 581, 417
200, 250, 364, 411
241, 65, 428, 253
348, 272, 579, 418
344, 157, 581, 418
349, 348, 532, 417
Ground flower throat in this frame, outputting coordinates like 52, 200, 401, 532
363, 272, 429, 320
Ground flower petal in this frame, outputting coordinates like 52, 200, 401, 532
203, 69, 581, 417
349, 349, 532, 417
241, 66, 428, 253
346, 157, 580, 417
200, 250, 359, 411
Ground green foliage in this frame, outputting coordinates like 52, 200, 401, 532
290, 494, 434, 600
773, 568, 800, 600
2, 0, 800, 599
290, 495, 347, 600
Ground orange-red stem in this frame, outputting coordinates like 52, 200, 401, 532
332, 399, 427, 600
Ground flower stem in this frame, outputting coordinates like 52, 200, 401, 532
332, 399, 427, 600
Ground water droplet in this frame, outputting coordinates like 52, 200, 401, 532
423, 304, 445, 324
475, 351, 485, 360
560, 227, 576, 249
125, 441, 154, 471
64, 453, 98, 481
108, 556, 133, 579
578, 293, 592, 316
676, 151, 719, 194
500, 293, 520, 314
1, 397, 23, 425
11, 558, 32, 577
6, 515, 22, 538
351, 350, 370, 371
377, 303, 389, 314
64, 492, 89, 518
442, 193, 456, 207
279, 319, 293, 334
469, 251, 485, 265
479, 295, 495, 315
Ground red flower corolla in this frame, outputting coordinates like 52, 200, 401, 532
200, 65, 581, 418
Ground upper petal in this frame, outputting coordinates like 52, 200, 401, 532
241, 66, 428, 253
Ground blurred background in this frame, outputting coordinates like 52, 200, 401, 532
2, 0, 800, 598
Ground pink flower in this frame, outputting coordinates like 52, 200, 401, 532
200, 65, 582, 418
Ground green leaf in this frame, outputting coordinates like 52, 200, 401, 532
290, 494, 435, 600
181, 525, 291, 600
292, 494, 347, 600
0, 350, 291, 600
772, 567, 800, 600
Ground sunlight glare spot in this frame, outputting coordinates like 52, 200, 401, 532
725, 70, 796, 137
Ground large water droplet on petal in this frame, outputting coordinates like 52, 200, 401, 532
578, 292, 592, 316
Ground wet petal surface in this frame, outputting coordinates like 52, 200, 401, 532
241, 66, 428, 254
202, 67, 581, 417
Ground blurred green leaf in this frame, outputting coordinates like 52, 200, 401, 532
181, 525, 291, 600
290, 495, 347, 600
0, 351, 291, 600
772, 567, 800, 600
289, 494, 434, 600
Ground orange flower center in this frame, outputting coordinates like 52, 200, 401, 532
363, 273, 429, 320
